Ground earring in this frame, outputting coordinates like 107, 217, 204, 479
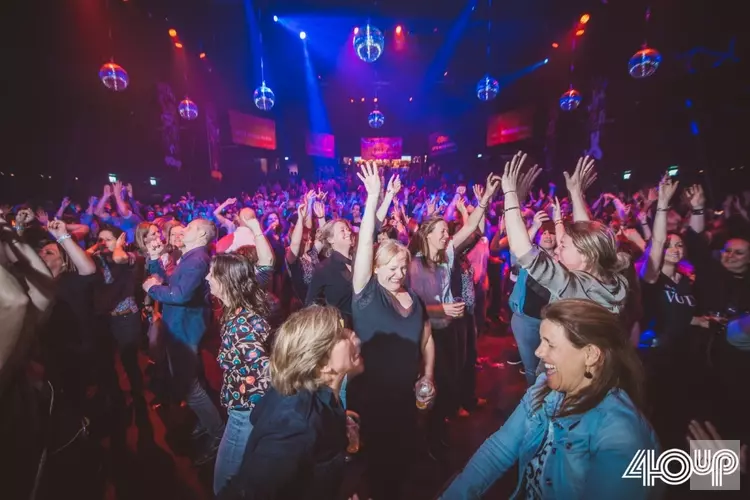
584, 368, 593, 379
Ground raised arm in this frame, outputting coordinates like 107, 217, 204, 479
213, 198, 237, 233
111, 181, 133, 218
95, 185, 112, 219
452, 173, 501, 249
685, 184, 706, 234
47, 220, 96, 275
353, 164, 383, 294
286, 202, 308, 265
501, 152, 541, 259
563, 156, 598, 222
643, 175, 678, 284
241, 209, 274, 267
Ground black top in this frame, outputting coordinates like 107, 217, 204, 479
219, 386, 347, 500
684, 229, 750, 316
305, 250, 353, 325
351, 276, 426, 393
642, 273, 696, 346
43, 272, 99, 356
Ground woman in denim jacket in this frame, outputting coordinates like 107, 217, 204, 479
441, 299, 662, 499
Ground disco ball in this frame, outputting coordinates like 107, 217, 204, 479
99, 62, 129, 91
254, 84, 275, 111
178, 98, 199, 120
559, 88, 582, 111
628, 47, 662, 79
353, 24, 384, 63
368, 109, 385, 128
476, 75, 500, 101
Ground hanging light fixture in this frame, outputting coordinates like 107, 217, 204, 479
100, 1, 128, 91
560, 29, 581, 111
252, 9, 275, 111
179, 97, 199, 120
629, 8, 661, 79
99, 61, 129, 91
353, 24, 385, 63
476, 0, 498, 101
368, 109, 384, 128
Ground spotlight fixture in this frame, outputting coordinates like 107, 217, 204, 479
552, 42, 559, 48
544, 58, 549, 64
175, 42, 183, 48
168, 29, 177, 37
395, 25, 402, 35
353, 27, 359, 35
273, 15, 278, 22
199, 52, 206, 59
580, 14, 590, 24
299, 31, 307, 40
575, 29, 585, 36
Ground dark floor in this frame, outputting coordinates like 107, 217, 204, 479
38, 328, 526, 500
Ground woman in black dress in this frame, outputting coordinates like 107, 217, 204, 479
349, 163, 436, 499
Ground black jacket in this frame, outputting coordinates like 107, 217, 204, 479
219, 386, 347, 500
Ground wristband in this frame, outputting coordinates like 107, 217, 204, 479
503, 191, 516, 195
554, 219, 564, 225
503, 206, 520, 213
56, 234, 72, 243
691, 208, 705, 215
656, 207, 670, 212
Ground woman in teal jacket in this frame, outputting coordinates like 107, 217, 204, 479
441, 299, 662, 500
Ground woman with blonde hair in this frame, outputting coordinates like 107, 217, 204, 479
441, 299, 660, 499
499, 151, 629, 313
206, 252, 271, 495
349, 163, 435, 498
219, 306, 362, 500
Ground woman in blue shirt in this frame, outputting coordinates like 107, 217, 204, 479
441, 299, 661, 500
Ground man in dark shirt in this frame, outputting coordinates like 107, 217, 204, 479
144, 218, 224, 464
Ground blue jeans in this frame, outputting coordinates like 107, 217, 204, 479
214, 408, 253, 495
511, 313, 542, 386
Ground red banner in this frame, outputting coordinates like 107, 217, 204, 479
228, 110, 276, 150
487, 109, 534, 147
360, 137, 403, 160
429, 132, 457, 156
306, 132, 335, 158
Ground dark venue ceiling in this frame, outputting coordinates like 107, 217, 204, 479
4, 0, 748, 201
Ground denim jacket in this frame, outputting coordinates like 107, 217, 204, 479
441, 374, 663, 500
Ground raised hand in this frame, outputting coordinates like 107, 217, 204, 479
685, 184, 705, 209
501, 151, 528, 194
46, 219, 68, 240
112, 180, 124, 198
552, 196, 563, 222
115, 232, 127, 249
564, 156, 597, 194
483, 172, 502, 202
473, 184, 484, 201
357, 163, 382, 195
456, 185, 467, 196
102, 184, 112, 198
15, 208, 34, 225
657, 174, 679, 207
386, 174, 402, 196
297, 202, 308, 220
60, 196, 71, 209
313, 200, 325, 219
224, 197, 237, 206
532, 210, 550, 229
35, 209, 49, 225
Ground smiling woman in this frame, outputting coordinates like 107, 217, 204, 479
441, 299, 660, 500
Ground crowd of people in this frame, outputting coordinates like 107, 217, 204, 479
2, 153, 749, 499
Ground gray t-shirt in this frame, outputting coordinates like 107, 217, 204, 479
409, 241, 456, 329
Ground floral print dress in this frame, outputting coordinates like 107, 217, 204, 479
217, 309, 271, 410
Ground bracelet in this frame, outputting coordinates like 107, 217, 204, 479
56, 234, 72, 243
656, 207, 670, 212
478, 203, 488, 209
554, 219, 564, 225
692, 209, 705, 215
504, 191, 516, 195
503, 206, 520, 213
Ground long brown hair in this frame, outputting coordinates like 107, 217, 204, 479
533, 299, 646, 418
413, 216, 448, 268
210, 253, 269, 323
316, 218, 352, 258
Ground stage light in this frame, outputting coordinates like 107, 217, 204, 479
373, 97, 378, 103
353, 27, 359, 35
552, 42, 559, 48
273, 15, 278, 22
284, 156, 289, 161
580, 14, 590, 24
444, 71, 448, 76
477, 154, 483, 158
168, 29, 177, 37
575, 29, 585, 37
544, 58, 549, 64
350, 98, 354, 103
361, 97, 365, 102
409, 97, 413, 102
299, 31, 306, 40
150, 177, 157, 186
175, 42, 183, 48
199, 52, 206, 59
395, 25, 402, 35
108, 174, 118, 183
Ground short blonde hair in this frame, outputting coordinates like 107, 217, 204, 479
374, 239, 410, 268
270, 306, 348, 395
316, 219, 352, 258
566, 221, 630, 281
